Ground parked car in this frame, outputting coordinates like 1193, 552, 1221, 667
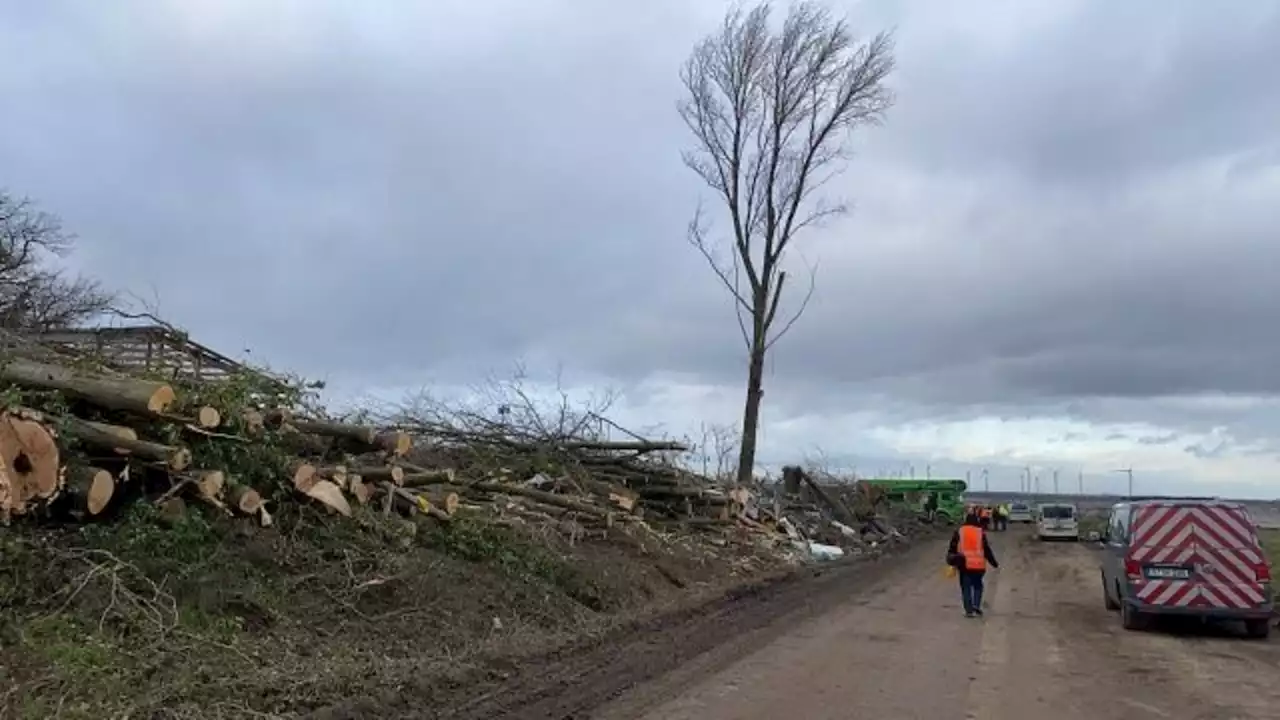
1036, 503, 1079, 541
1008, 501, 1033, 523
1098, 500, 1273, 638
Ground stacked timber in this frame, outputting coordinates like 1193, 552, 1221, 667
0, 333, 801, 549
0, 347, 725, 535
0, 352, 423, 525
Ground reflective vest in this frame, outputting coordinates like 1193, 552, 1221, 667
958, 525, 987, 571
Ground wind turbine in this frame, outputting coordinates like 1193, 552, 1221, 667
1113, 467, 1134, 499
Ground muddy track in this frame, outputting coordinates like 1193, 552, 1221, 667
593, 527, 1280, 720
438, 537, 941, 720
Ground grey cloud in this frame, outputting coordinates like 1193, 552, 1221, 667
0, 0, 1278, 465
883, 2, 1280, 184
0, 0, 709, 387
1185, 441, 1228, 459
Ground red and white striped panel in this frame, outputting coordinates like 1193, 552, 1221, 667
1129, 504, 1267, 609
1136, 577, 1197, 607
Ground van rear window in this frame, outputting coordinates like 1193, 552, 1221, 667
1041, 506, 1074, 519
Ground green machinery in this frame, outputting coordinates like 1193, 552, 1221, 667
855, 478, 968, 523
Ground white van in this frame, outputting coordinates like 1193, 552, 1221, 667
1036, 503, 1079, 541
1008, 501, 1033, 524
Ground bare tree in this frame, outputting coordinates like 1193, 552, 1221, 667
678, 1, 895, 485
0, 192, 113, 331
694, 421, 741, 482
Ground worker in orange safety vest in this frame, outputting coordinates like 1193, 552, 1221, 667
946, 511, 1000, 617
978, 505, 992, 530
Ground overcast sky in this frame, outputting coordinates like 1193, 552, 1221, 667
2, 0, 1279, 496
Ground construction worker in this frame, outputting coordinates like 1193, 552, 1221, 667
978, 505, 992, 530
946, 511, 1000, 617
994, 503, 1009, 531
923, 491, 939, 522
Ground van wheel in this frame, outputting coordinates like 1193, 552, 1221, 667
1121, 602, 1147, 631
1102, 575, 1120, 611
1245, 619, 1271, 640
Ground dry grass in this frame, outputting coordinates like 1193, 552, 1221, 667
1258, 527, 1280, 599
0, 504, 783, 719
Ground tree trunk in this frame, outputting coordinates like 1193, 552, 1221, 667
0, 357, 175, 414
734, 332, 767, 486
374, 430, 412, 456
353, 465, 404, 485
60, 416, 192, 471
470, 480, 613, 519
65, 465, 115, 516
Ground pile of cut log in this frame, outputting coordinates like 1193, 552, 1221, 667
0, 333, 918, 564
0, 339, 735, 532
0, 349, 433, 525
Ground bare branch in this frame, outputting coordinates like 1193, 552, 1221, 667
0, 191, 115, 331
765, 259, 818, 350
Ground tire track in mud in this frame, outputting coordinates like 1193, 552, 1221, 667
1020, 536, 1280, 719
439, 537, 944, 720
422, 529, 1280, 720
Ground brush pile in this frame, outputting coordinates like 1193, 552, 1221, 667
0, 329, 755, 536
0, 328, 925, 569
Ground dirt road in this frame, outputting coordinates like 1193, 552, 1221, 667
589, 529, 1280, 720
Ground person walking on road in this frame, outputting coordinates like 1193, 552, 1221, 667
947, 512, 999, 617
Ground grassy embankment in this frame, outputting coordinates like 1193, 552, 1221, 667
1259, 527, 1280, 601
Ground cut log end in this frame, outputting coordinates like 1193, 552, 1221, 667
169, 448, 194, 472
350, 475, 372, 505
195, 406, 221, 428
376, 431, 412, 456
148, 384, 177, 413
67, 465, 114, 516
290, 461, 318, 493
431, 490, 459, 516
240, 409, 265, 435
0, 412, 62, 517
317, 465, 349, 489
195, 470, 225, 500
228, 484, 264, 514
303, 479, 352, 517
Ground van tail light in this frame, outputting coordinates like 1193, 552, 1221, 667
1257, 562, 1271, 583
1124, 557, 1142, 580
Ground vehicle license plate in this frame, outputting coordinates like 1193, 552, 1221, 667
1144, 566, 1191, 580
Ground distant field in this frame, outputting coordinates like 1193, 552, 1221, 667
1261, 528, 1280, 573
1259, 528, 1280, 603
1076, 514, 1107, 538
